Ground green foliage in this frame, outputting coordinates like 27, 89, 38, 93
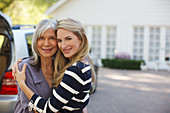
1, 0, 58, 25
102, 59, 144, 70
0, 0, 14, 12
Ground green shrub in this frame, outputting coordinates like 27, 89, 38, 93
102, 59, 144, 70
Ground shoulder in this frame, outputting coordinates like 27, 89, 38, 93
74, 61, 91, 73
68, 61, 90, 71
66, 61, 91, 80
18, 57, 33, 70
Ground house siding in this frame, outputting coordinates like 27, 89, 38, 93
47, 0, 170, 70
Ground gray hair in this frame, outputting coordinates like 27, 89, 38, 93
31, 19, 57, 65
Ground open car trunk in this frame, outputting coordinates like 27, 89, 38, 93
0, 12, 13, 90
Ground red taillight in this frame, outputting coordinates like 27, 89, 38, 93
0, 71, 18, 95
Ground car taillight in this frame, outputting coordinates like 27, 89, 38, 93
0, 71, 18, 95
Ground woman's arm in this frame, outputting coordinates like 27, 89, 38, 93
14, 63, 35, 100
13, 60, 61, 113
14, 63, 91, 113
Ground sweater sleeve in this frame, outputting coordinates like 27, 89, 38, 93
14, 60, 38, 113
28, 65, 91, 113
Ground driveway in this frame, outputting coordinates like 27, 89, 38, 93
87, 67, 170, 113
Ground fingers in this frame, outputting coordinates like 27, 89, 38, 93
12, 58, 25, 81
17, 58, 22, 65
15, 58, 22, 73
22, 63, 27, 73
12, 64, 17, 80
12, 58, 22, 74
15, 63, 27, 76
12, 64, 16, 75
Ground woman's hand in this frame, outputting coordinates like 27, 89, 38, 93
12, 59, 22, 79
82, 107, 88, 113
12, 59, 27, 87
12, 59, 34, 100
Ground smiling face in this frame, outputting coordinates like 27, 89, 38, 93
57, 28, 81, 59
37, 28, 57, 58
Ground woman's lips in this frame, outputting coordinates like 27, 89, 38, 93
62, 48, 71, 54
42, 48, 53, 53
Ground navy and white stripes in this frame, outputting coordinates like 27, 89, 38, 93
28, 62, 91, 113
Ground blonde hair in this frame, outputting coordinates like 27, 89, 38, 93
31, 19, 57, 65
53, 18, 95, 87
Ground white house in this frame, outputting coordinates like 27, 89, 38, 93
45, 0, 170, 71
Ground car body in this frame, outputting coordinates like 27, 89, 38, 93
0, 12, 98, 113
0, 12, 34, 113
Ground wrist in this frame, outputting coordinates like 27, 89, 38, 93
18, 81, 26, 90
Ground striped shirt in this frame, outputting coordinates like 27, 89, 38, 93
28, 61, 92, 113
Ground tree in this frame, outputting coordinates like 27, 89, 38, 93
0, 0, 15, 12
1, 0, 58, 25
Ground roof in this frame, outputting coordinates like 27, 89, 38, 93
45, 0, 68, 15
0, 11, 12, 27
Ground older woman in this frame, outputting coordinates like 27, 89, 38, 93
14, 19, 58, 113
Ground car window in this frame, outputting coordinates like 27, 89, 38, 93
0, 34, 11, 79
25, 33, 33, 56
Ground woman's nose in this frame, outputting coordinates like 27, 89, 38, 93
61, 41, 67, 48
44, 39, 50, 46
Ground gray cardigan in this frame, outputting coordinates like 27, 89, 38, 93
14, 58, 52, 113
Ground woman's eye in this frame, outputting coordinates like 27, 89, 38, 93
67, 37, 72, 40
50, 36, 56, 39
57, 39, 61, 42
38, 37, 44, 40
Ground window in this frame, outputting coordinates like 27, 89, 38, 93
91, 26, 101, 58
133, 27, 144, 60
106, 26, 116, 59
0, 34, 11, 78
0, 35, 4, 49
25, 33, 34, 56
165, 27, 170, 61
149, 27, 160, 61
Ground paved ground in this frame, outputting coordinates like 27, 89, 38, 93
87, 67, 170, 113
